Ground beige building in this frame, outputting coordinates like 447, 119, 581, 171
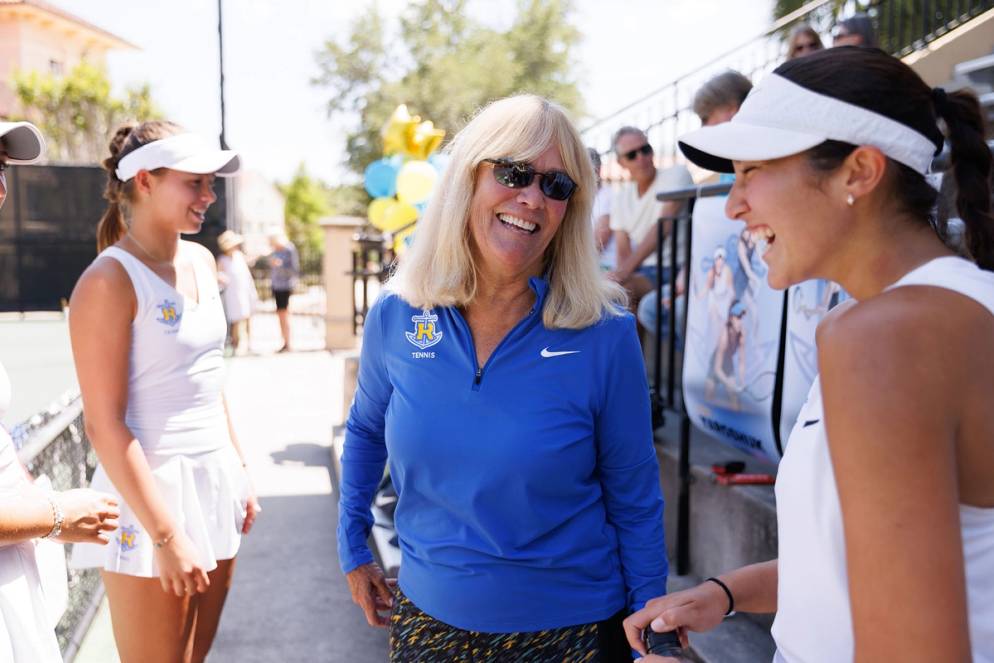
0, 0, 135, 118
230, 170, 287, 259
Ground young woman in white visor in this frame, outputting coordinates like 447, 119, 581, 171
625, 48, 994, 662
69, 121, 261, 663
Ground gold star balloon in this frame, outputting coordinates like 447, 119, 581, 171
381, 104, 419, 157
381, 104, 446, 159
407, 120, 445, 160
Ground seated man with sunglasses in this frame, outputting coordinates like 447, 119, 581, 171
608, 127, 693, 327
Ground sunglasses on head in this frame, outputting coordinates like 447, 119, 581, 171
483, 158, 578, 201
621, 143, 653, 161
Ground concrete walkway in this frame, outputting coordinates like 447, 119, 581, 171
75, 314, 388, 662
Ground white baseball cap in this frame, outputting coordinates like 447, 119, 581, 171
115, 133, 240, 181
0, 122, 45, 164
678, 73, 940, 176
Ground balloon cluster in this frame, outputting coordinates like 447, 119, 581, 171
364, 105, 448, 255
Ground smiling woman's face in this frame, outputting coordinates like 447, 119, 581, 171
725, 153, 849, 290
467, 143, 570, 281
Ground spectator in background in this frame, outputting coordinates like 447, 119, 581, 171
587, 147, 615, 270
833, 14, 877, 48
608, 127, 693, 321
637, 70, 753, 340
217, 230, 258, 356
787, 23, 824, 59
0, 121, 121, 663
267, 229, 299, 353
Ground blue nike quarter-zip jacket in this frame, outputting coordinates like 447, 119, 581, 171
338, 277, 667, 633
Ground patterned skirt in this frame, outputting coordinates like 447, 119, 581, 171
389, 588, 631, 662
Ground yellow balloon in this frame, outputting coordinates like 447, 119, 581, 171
381, 104, 419, 156
392, 224, 417, 255
396, 160, 438, 205
380, 200, 419, 233
367, 197, 392, 229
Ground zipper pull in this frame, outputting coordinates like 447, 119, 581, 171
474, 368, 483, 385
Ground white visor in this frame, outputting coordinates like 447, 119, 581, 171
678, 73, 939, 175
0, 121, 46, 164
115, 133, 240, 181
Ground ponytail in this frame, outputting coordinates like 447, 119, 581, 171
97, 123, 137, 252
96, 201, 126, 252
934, 88, 994, 271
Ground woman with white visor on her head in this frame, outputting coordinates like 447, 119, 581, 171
69, 122, 261, 663
0, 123, 122, 663
624, 48, 994, 662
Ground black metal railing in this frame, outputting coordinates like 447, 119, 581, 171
14, 394, 102, 663
350, 230, 393, 335
876, 0, 994, 57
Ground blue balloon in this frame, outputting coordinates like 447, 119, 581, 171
364, 158, 399, 198
428, 153, 450, 175
414, 200, 428, 215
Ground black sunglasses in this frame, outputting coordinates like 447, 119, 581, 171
482, 158, 578, 201
621, 143, 653, 161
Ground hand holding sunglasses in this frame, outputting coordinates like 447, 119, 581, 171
483, 158, 578, 201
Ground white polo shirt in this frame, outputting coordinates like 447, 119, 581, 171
609, 165, 694, 268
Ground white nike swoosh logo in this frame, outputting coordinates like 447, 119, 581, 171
541, 347, 580, 358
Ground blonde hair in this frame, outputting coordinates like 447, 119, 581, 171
389, 94, 627, 329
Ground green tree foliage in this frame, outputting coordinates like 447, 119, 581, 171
313, 0, 583, 176
279, 163, 331, 256
13, 61, 160, 164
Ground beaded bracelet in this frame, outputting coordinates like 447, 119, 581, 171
153, 532, 176, 549
41, 494, 64, 540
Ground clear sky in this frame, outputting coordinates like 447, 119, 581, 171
46, 0, 772, 185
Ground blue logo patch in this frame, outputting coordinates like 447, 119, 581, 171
156, 300, 181, 327
405, 310, 443, 350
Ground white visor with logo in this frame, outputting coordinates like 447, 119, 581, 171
678, 73, 939, 175
0, 122, 45, 164
116, 133, 240, 181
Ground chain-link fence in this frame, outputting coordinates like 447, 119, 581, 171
14, 392, 102, 661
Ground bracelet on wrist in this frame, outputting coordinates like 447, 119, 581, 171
706, 576, 736, 617
152, 531, 176, 549
41, 493, 64, 540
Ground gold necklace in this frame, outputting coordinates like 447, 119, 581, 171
127, 232, 174, 265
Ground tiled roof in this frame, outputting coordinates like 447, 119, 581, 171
0, 0, 137, 50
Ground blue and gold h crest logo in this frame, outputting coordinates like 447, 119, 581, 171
405, 310, 443, 349
156, 300, 181, 327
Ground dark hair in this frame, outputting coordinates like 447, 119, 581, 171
587, 147, 602, 174
97, 120, 183, 251
835, 14, 877, 48
775, 48, 993, 270
787, 24, 824, 59
693, 70, 753, 123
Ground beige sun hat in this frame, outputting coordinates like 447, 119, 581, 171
217, 230, 244, 252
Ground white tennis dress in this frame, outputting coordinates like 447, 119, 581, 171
70, 246, 249, 577
773, 256, 994, 662
0, 361, 63, 663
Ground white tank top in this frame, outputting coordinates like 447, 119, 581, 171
100, 246, 229, 455
773, 256, 994, 663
